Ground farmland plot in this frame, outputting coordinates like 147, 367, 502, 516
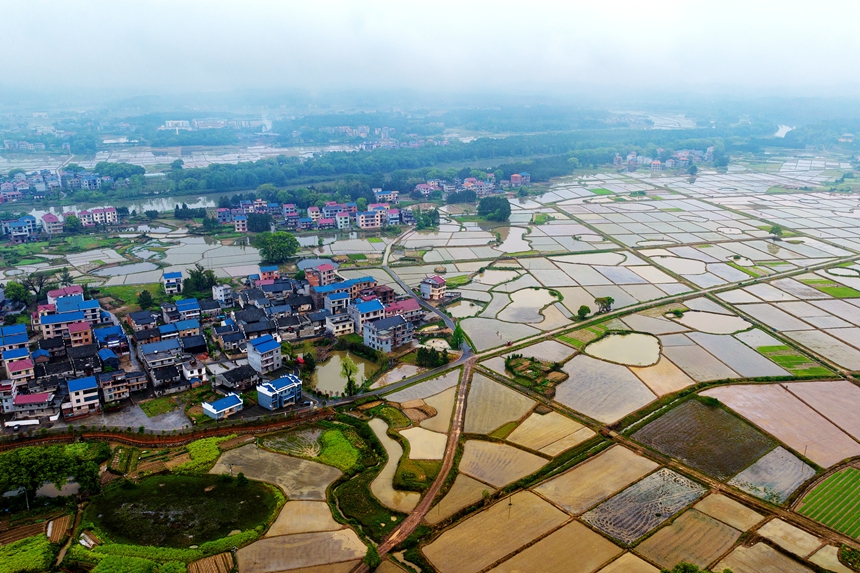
728, 446, 816, 504
400, 427, 447, 460
685, 332, 789, 377
426, 474, 496, 525
556, 355, 656, 423
237, 530, 366, 573
809, 545, 855, 573
464, 374, 535, 434
703, 384, 860, 467
629, 358, 695, 396
458, 440, 547, 488
367, 418, 420, 513
757, 518, 823, 558
422, 491, 569, 573
420, 387, 457, 433
798, 467, 860, 538
267, 501, 343, 536
534, 445, 658, 515
488, 521, 622, 573
693, 494, 763, 531
786, 380, 860, 440
661, 345, 739, 381
506, 411, 595, 453
597, 553, 659, 573
581, 468, 706, 544
635, 509, 741, 569
632, 400, 775, 480
716, 542, 814, 573
386, 370, 459, 402
211, 446, 341, 501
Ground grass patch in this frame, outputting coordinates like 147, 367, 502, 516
367, 237, 383, 243
589, 188, 613, 195
369, 405, 411, 429
139, 395, 181, 417
394, 458, 441, 492
659, 207, 683, 212
445, 274, 472, 288
489, 421, 518, 439
0, 535, 56, 573
174, 435, 236, 474
533, 213, 549, 225
333, 470, 405, 541
556, 334, 586, 349
319, 429, 360, 470
97, 283, 164, 308
84, 474, 278, 547
347, 253, 367, 261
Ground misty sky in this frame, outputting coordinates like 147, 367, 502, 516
3, 0, 860, 97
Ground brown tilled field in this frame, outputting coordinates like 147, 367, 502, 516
0, 522, 44, 545
188, 552, 234, 573
47, 515, 71, 543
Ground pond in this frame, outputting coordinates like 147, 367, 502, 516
445, 300, 483, 318
474, 269, 520, 285
310, 351, 377, 396
298, 257, 339, 270
672, 311, 752, 334
584, 332, 660, 366
93, 262, 160, 276
495, 227, 531, 253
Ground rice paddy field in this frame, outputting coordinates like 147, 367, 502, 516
728, 446, 816, 504
463, 374, 535, 434
632, 399, 776, 480
798, 468, 860, 538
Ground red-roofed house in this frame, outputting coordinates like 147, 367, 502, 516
47, 285, 84, 305
385, 298, 423, 322
306, 263, 337, 287
7, 359, 35, 384
13, 392, 55, 416
420, 275, 447, 301
67, 321, 93, 347
42, 213, 64, 235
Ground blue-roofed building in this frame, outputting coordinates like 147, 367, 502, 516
138, 338, 183, 370
31, 348, 50, 363
1, 324, 27, 337
174, 319, 201, 337
348, 299, 385, 332
259, 265, 280, 280
297, 216, 313, 230
40, 311, 86, 340
162, 271, 183, 295
310, 276, 377, 306
234, 215, 248, 232
64, 375, 101, 418
257, 374, 302, 410
202, 393, 243, 420
159, 323, 178, 338
247, 334, 282, 374
97, 348, 120, 370
324, 291, 350, 315
175, 298, 201, 320
93, 325, 128, 355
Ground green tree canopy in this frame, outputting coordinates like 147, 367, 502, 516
183, 263, 218, 293
253, 232, 300, 264
137, 290, 154, 309
341, 355, 359, 396
577, 305, 591, 320
5, 281, 31, 305
63, 214, 83, 234
594, 296, 615, 313
477, 196, 511, 222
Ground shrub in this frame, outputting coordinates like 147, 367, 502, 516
173, 435, 236, 474
92, 555, 159, 573
0, 535, 55, 573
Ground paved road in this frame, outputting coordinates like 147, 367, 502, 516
352, 355, 477, 573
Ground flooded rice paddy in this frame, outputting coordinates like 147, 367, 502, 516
584, 333, 660, 366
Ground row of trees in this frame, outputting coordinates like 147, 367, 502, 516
416, 347, 449, 368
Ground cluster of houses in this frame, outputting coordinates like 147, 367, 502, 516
216, 189, 415, 233
0, 285, 137, 422
412, 172, 529, 200
0, 208, 122, 243
0, 168, 128, 204
0, 257, 450, 426
614, 147, 716, 172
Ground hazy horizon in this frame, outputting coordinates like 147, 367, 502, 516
3, 0, 860, 102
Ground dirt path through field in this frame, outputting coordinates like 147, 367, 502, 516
351, 356, 476, 573
55, 505, 82, 567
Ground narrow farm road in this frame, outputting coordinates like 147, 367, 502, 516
352, 355, 476, 572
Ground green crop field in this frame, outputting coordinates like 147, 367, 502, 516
799, 468, 860, 537
589, 188, 613, 195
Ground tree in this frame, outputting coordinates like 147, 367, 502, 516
184, 263, 218, 293
246, 213, 273, 233
341, 355, 359, 396
577, 305, 591, 320
477, 196, 511, 222
363, 546, 382, 569
218, 195, 232, 209
294, 270, 305, 281
236, 472, 249, 487
21, 272, 56, 301
594, 296, 615, 313
5, 281, 31, 305
116, 206, 130, 217
137, 290, 153, 309
171, 159, 185, 169
202, 216, 221, 231
451, 323, 466, 349
0, 446, 69, 504
57, 267, 74, 287
145, 210, 160, 220
253, 232, 300, 264
63, 214, 83, 234
687, 165, 698, 176
769, 224, 784, 238
302, 353, 316, 374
